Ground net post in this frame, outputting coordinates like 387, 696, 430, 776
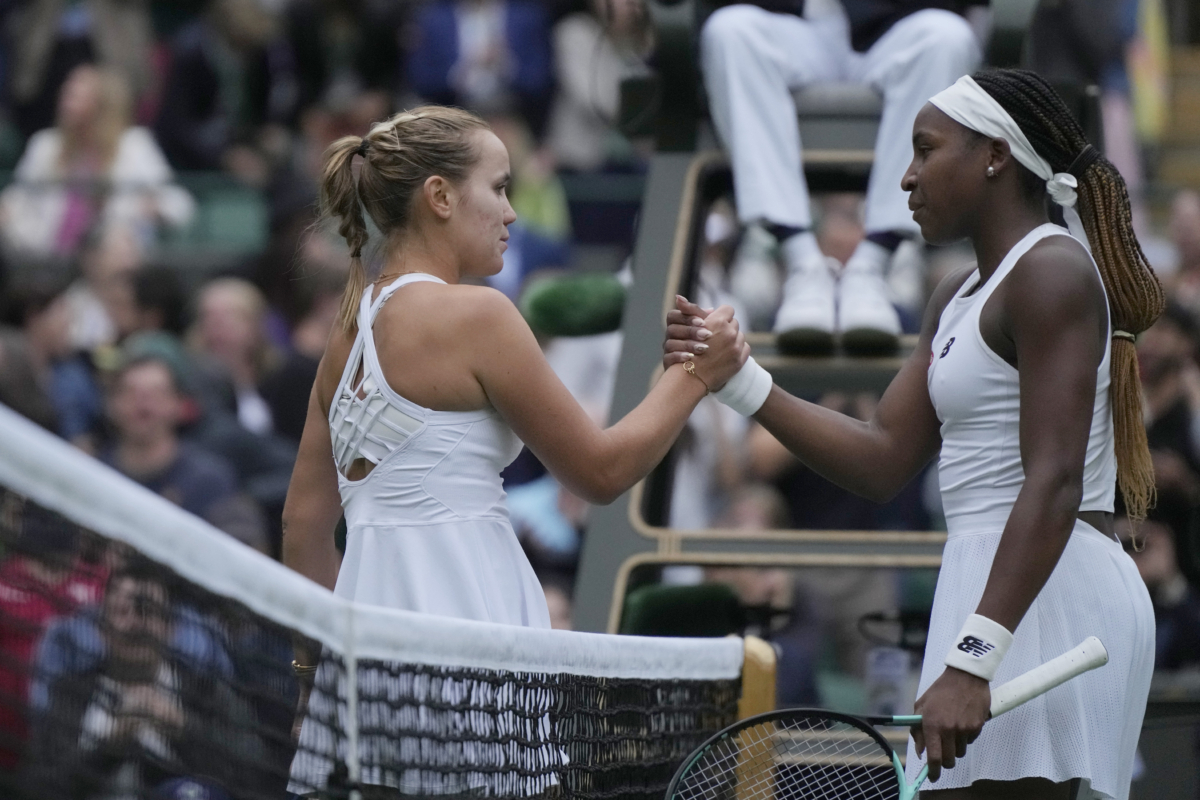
737, 636, 776, 720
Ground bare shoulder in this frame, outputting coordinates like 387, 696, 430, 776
393, 281, 523, 328
1007, 233, 1103, 317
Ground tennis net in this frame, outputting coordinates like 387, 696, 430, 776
0, 404, 746, 799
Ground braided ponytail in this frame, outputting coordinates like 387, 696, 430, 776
320, 136, 371, 332
973, 69, 1165, 524
318, 106, 491, 333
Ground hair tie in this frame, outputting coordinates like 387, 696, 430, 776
1113, 330, 1136, 343
357, 139, 369, 158
1067, 144, 1101, 179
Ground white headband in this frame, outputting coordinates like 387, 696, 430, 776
929, 75, 1079, 207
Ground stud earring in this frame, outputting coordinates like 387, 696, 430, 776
987, 166, 996, 177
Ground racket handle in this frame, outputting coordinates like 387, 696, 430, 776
988, 636, 1109, 718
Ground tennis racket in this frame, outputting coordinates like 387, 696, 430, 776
665, 636, 1109, 800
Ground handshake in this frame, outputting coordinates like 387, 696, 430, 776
663, 295, 773, 416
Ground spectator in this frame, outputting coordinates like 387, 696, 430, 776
0, 501, 105, 771
189, 278, 280, 437
1118, 491, 1200, 670
131, 265, 188, 340
284, 0, 406, 113
1138, 302, 1200, 487
407, 0, 554, 136
63, 227, 144, 351
702, 484, 822, 705
24, 558, 262, 798
0, 65, 194, 259
546, 0, 650, 172
154, 0, 294, 182
1167, 189, 1200, 313
704, 0, 980, 351
1, 267, 105, 449
260, 263, 345, 444
5, 0, 154, 141
101, 353, 269, 552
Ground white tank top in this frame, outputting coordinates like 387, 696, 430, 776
325, 273, 548, 627
928, 224, 1117, 524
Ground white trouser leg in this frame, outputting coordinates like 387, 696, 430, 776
700, 5, 846, 228
854, 9, 982, 234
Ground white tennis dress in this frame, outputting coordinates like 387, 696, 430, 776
328, 272, 550, 627
905, 224, 1155, 799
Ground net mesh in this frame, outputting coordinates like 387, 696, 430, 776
669, 712, 903, 800
0, 406, 743, 800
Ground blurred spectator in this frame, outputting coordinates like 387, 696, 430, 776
188, 278, 280, 437
747, 396, 931, 531
0, 65, 194, 258
546, 0, 650, 172
1, 267, 105, 449
154, 0, 294, 183
260, 263, 345, 444
407, 0, 554, 136
284, 0, 406, 113
1167, 189, 1200, 312
25, 558, 262, 798
131, 265, 188, 340
64, 227, 144, 351
1118, 491, 1200, 670
101, 353, 269, 552
490, 113, 569, 240
5, 0, 154, 141
703, 484, 821, 705
1138, 302, 1200, 488
539, 571, 574, 630
0, 501, 105, 770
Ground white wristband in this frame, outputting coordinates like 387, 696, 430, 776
713, 356, 773, 416
944, 613, 1013, 682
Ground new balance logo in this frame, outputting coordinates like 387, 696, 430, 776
939, 337, 956, 358
957, 635, 994, 658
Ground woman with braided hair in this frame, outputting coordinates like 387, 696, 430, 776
666, 68, 1161, 799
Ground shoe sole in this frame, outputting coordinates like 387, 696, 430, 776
841, 327, 900, 356
776, 327, 835, 356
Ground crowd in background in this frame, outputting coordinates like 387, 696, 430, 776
0, 2, 1196, 783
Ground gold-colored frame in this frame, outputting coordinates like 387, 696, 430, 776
607, 551, 943, 634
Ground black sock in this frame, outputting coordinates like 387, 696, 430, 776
764, 223, 807, 243
865, 231, 905, 252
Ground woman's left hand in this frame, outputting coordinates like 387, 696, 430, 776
911, 667, 991, 782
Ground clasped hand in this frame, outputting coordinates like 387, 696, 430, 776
912, 666, 992, 782
662, 295, 749, 391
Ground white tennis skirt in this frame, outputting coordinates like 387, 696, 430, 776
905, 512, 1155, 800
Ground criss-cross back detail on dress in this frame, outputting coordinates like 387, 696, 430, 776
328, 273, 444, 479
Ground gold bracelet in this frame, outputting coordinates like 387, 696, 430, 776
683, 361, 710, 393
292, 660, 318, 676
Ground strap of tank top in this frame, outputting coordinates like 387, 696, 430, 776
359, 273, 446, 373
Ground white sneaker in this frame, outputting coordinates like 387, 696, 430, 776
728, 224, 782, 331
838, 258, 902, 354
774, 235, 837, 354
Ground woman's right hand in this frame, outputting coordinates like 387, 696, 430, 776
668, 300, 749, 392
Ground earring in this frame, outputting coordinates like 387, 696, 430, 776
987, 166, 996, 177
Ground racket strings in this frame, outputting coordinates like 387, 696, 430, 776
672, 715, 901, 800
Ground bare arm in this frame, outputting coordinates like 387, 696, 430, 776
914, 239, 1108, 781
281, 358, 345, 594
473, 295, 748, 504
665, 274, 970, 501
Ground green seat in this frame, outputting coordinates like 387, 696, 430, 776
619, 583, 743, 637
